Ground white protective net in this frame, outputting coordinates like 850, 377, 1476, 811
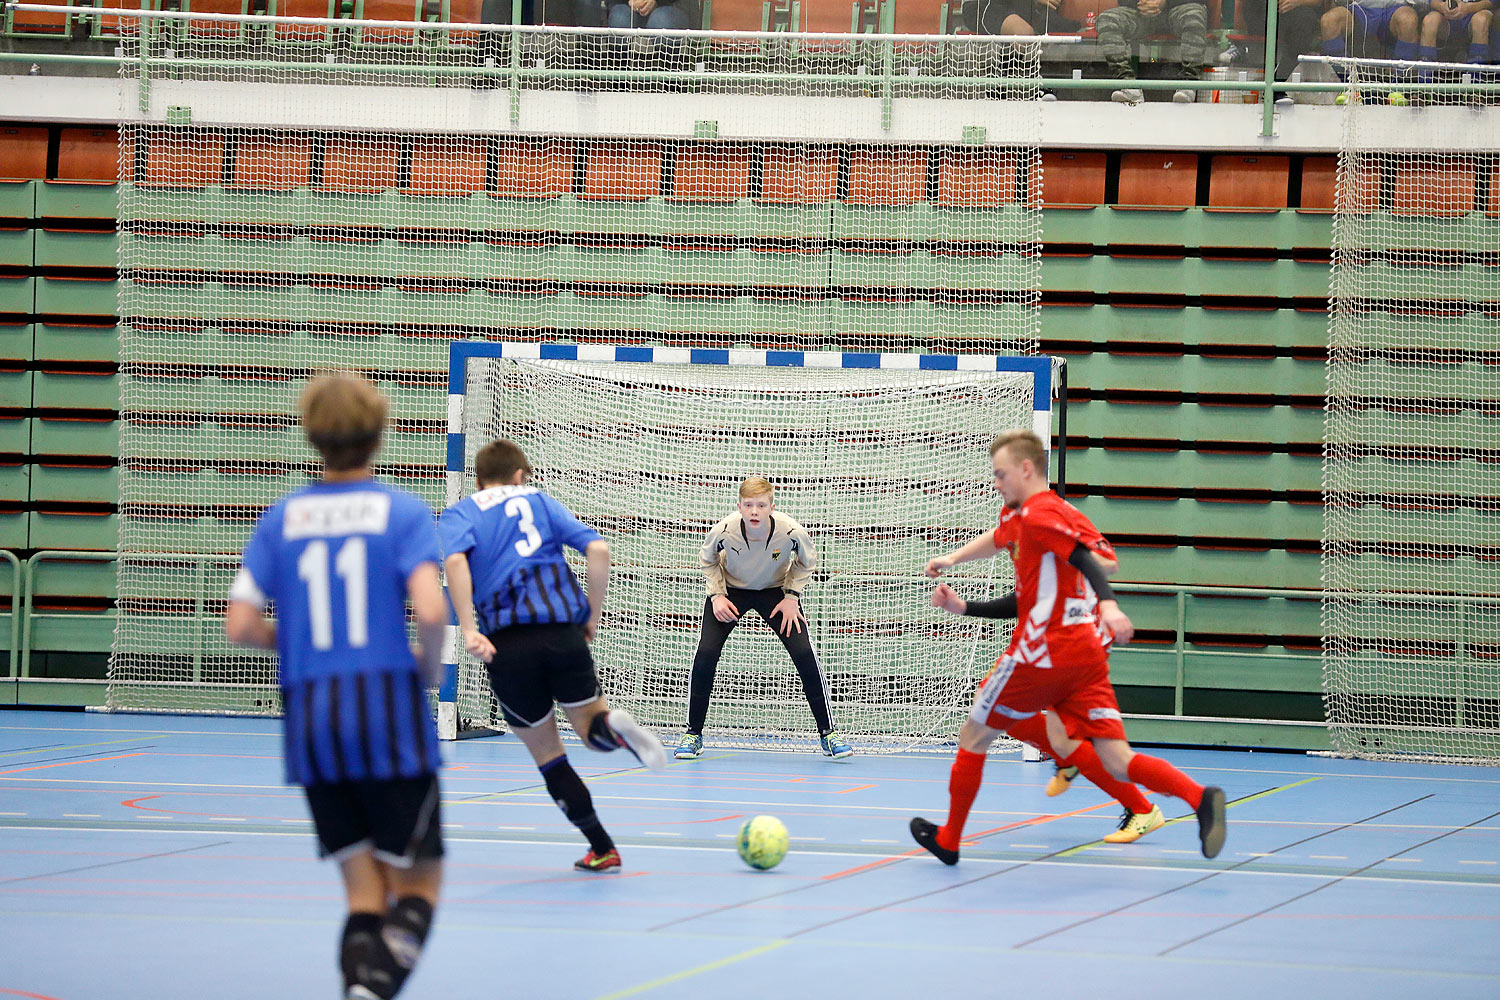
454, 355, 1039, 749
102, 10, 1044, 717
1322, 58, 1500, 763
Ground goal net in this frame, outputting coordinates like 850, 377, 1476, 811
1322, 57, 1500, 764
99, 8, 1045, 718
446, 343, 1056, 750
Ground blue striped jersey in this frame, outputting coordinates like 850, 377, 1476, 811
231, 477, 442, 786
438, 484, 602, 632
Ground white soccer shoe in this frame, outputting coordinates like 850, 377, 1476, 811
607, 708, 668, 771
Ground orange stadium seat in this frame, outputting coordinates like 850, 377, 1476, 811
269, 0, 338, 42
494, 140, 574, 199
230, 135, 314, 190
795, 0, 871, 32
937, 149, 1020, 208
0, 127, 48, 180
140, 132, 227, 188
1298, 155, 1379, 214
184, 0, 250, 38
319, 137, 400, 193
671, 146, 753, 203
1040, 150, 1105, 208
1116, 152, 1198, 209
1391, 158, 1477, 218
407, 138, 489, 197
1207, 154, 1290, 211
7, 0, 72, 35
357, 0, 424, 44
439, 0, 485, 43
886, 0, 947, 34
582, 142, 663, 201
847, 148, 929, 206
55, 128, 120, 184
98, 0, 158, 38
709, 0, 772, 30
1489, 163, 1500, 219
759, 146, 840, 204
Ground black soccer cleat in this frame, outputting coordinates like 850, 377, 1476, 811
1196, 785, 1227, 859
909, 816, 959, 866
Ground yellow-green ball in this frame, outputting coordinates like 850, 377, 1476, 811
737, 815, 789, 870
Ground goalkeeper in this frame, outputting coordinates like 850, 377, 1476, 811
675, 477, 852, 761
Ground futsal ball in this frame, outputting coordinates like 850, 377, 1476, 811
737, 815, 789, 871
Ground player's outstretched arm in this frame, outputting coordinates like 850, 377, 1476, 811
408, 561, 449, 686
225, 600, 276, 650
926, 531, 1001, 578
583, 539, 610, 642
1067, 544, 1133, 645
443, 553, 495, 664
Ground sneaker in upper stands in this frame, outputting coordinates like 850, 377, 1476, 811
1112, 87, 1145, 104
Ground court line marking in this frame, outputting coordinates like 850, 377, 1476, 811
0, 839, 233, 886
2, 824, 1498, 890
0, 754, 149, 776
0, 737, 158, 759
1163, 805, 1500, 956
0, 987, 67, 1000
592, 939, 788, 1000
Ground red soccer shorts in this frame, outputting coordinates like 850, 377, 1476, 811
969, 641, 1128, 741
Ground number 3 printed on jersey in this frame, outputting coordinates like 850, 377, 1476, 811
506, 496, 542, 556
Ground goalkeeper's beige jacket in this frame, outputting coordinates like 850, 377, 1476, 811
699, 513, 817, 597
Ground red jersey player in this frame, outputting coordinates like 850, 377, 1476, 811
912, 430, 1227, 862
929, 503, 1168, 845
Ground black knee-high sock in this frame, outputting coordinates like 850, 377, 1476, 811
377, 896, 434, 999
340, 912, 386, 993
541, 755, 614, 854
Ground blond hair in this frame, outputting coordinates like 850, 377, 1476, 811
990, 429, 1048, 474
300, 373, 388, 471
738, 476, 774, 500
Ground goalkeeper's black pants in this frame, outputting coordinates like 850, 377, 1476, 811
685, 587, 833, 736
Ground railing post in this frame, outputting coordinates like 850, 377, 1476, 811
1174, 589, 1186, 716
1261, 0, 1279, 136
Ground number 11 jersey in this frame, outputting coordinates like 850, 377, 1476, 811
232, 478, 442, 786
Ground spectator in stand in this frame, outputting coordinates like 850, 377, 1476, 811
1417, 0, 1491, 85
974, 0, 1080, 99
1219, 0, 1332, 90
1099, 0, 1211, 103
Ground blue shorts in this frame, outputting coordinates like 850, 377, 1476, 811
1352, 4, 1409, 45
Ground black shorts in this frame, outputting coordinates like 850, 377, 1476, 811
303, 775, 444, 866
485, 622, 601, 728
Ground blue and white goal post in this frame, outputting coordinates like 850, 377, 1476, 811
437, 341, 1065, 748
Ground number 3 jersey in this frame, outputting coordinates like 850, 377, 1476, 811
231, 478, 443, 786
438, 484, 603, 633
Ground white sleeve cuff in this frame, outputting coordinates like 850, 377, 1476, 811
228, 568, 269, 610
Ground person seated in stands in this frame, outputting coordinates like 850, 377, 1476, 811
974, 0, 1080, 99
1318, 0, 1422, 100
1418, 0, 1491, 81
1219, 0, 1332, 88
1099, 0, 1211, 103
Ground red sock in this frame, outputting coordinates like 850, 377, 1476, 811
937, 748, 986, 851
1005, 715, 1053, 757
1061, 743, 1152, 815
1127, 753, 1204, 810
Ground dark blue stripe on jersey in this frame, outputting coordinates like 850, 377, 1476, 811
481, 560, 590, 631
353, 674, 372, 782
384, 671, 402, 780
282, 669, 436, 785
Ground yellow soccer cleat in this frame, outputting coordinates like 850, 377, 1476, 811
1102, 804, 1165, 844
1045, 763, 1079, 797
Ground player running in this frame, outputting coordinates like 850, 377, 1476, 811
225, 373, 447, 1000
911, 430, 1227, 864
440, 438, 666, 874
928, 503, 1167, 845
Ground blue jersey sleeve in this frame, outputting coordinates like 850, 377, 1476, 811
437, 501, 477, 560
239, 505, 281, 600
394, 495, 441, 580
542, 494, 603, 553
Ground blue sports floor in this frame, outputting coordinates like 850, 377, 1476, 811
2, 711, 1498, 1000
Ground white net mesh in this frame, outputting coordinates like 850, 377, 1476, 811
1322, 58, 1500, 763
455, 355, 1038, 749
103, 11, 1044, 718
